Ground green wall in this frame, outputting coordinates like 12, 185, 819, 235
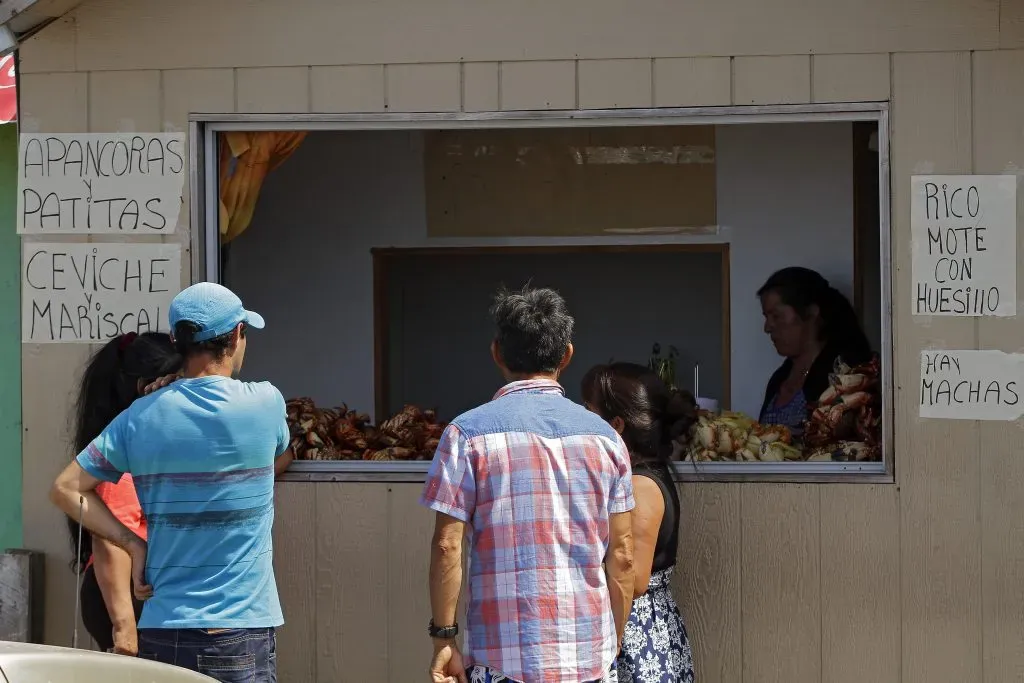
0, 122, 20, 549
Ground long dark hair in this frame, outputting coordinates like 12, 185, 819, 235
581, 362, 698, 466
68, 332, 182, 571
757, 267, 872, 360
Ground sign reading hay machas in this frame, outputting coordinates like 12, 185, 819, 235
920, 349, 1024, 420
22, 243, 182, 343
17, 133, 186, 234
911, 175, 1017, 317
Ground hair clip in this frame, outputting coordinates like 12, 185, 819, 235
118, 332, 138, 352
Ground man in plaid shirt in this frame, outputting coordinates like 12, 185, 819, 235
422, 286, 636, 683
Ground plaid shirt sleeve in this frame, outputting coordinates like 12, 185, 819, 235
76, 410, 129, 484
607, 432, 636, 515
420, 424, 476, 523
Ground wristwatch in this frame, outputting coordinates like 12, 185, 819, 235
428, 619, 459, 639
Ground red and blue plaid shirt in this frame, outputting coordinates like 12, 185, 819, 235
421, 379, 635, 683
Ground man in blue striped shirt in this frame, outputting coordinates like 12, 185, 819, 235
51, 282, 293, 683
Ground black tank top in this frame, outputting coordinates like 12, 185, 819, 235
633, 462, 680, 573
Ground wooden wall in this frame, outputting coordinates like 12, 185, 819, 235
15, 0, 1024, 681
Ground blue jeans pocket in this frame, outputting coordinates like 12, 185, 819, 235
197, 653, 257, 683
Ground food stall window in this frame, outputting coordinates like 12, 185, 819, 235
190, 103, 892, 482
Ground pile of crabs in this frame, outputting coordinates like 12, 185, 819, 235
682, 355, 882, 463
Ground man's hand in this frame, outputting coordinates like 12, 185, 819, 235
111, 622, 138, 656
127, 538, 152, 601
429, 642, 467, 683
142, 374, 179, 395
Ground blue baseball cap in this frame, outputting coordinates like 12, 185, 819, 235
168, 282, 265, 342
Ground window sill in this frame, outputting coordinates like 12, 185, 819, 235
277, 460, 892, 484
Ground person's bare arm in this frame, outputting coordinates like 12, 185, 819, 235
629, 475, 666, 596
91, 538, 138, 653
428, 512, 468, 683
50, 462, 151, 598
274, 448, 295, 477
429, 512, 465, 633
605, 510, 635, 645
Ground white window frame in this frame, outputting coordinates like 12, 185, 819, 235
189, 102, 893, 483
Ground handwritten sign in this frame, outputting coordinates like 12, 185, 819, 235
23, 243, 181, 343
17, 133, 186, 234
911, 175, 1017, 316
920, 349, 1024, 420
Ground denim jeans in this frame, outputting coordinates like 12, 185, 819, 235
139, 627, 277, 683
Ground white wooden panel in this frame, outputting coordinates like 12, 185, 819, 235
820, 485, 900, 683
70, 0, 999, 70
654, 58, 732, 107
272, 484, 317, 683
18, 73, 87, 133
386, 486, 433, 682
21, 344, 92, 648
733, 56, 811, 105
89, 71, 161, 131
162, 69, 235, 127
311, 65, 385, 113
677, 484, 741, 683
18, 69, 93, 646
892, 51, 981, 683
315, 485, 389, 680
463, 62, 499, 112
17, 16, 76, 74
577, 59, 652, 109
1002, 0, 1024, 48
740, 485, 821, 683
500, 61, 575, 111
236, 67, 310, 114
386, 63, 460, 113
161, 68, 235, 286
812, 53, 891, 102
973, 49, 1024, 683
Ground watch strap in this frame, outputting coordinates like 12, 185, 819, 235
428, 619, 459, 639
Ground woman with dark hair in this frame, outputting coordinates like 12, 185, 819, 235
757, 266, 873, 436
69, 332, 182, 655
582, 362, 697, 683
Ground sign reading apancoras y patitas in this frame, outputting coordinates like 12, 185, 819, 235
17, 132, 186, 234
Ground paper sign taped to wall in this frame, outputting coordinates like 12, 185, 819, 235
17, 133, 186, 234
911, 175, 1017, 316
22, 242, 182, 343
920, 349, 1024, 420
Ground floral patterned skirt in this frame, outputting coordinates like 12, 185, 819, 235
616, 566, 695, 683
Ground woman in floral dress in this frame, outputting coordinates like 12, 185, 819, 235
582, 363, 697, 683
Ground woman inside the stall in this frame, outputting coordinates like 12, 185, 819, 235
582, 362, 696, 683
758, 266, 872, 437
68, 332, 182, 656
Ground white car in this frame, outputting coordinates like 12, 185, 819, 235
0, 641, 216, 682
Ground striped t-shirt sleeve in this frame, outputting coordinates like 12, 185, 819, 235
269, 385, 290, 457
76, 410, 129, 484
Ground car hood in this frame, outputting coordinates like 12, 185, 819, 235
0, 641, 215, 682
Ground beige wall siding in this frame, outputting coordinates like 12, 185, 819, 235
973, 49, 1024, 683
653, 58, 732, 108
15, 1, 1024, 681
385, 63, 462, 113
891, 51, 982, 683
812, 53, 891, 103
733, 56, 811, 106
311, 66, 386, 113
16, 0, 1010, 71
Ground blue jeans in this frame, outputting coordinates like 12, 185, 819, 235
139, 627, 277, 683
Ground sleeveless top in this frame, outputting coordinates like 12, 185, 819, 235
633, 461, 680, 573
